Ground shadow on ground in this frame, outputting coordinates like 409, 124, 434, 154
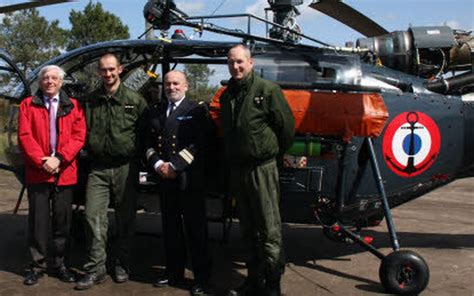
0, 210, 473, 295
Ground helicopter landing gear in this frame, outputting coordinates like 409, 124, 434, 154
322, 224, 347, 243
379, 250, 430, 295
321, 223, 374, 245
317, 138, 430, 294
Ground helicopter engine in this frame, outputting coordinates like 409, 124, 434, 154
268, 0, 303, 43
356, 26, 474, 79
143, 0, 187, 31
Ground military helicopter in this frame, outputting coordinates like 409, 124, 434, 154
0, 0, 473, 294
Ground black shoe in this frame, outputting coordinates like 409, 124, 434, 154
75, 272, 107, 290
23, 270, 44, 286
57, 266, 76, 283
191, 283, 213, 296
114, 265, 129, 283
153, 275, 184, 288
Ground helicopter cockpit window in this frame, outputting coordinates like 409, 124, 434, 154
0, 56, 25, 171
27, 60, 102, 100
123, 66, 163, 104
0, 59, 25, 101
26, 45, 164, 100
172, 63, 222, 104
65, 62, 102, 99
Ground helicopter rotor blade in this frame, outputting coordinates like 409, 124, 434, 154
309, 0, 388, 37
0, 0, 73, 14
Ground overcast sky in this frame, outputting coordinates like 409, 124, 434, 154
2, 0, 473, 46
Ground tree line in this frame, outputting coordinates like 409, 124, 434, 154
0, 2, 129, 75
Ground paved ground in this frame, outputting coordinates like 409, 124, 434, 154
0, 170, 472, 296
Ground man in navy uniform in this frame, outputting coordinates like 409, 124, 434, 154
145, 70, 212, 296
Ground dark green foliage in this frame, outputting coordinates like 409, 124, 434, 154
66, 1, 129, 50
0, 9, 67, 74
184, 64, 218, 103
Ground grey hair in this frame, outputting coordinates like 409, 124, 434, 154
38, 65, 66, 80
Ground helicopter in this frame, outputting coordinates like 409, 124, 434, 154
0, 0, 473, 294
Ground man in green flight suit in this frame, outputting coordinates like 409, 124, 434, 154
222, 44, 295, 296
75, 53, 148, 290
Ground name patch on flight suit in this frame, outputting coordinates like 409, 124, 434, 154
124, 104, 135, 113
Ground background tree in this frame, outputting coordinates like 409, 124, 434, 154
0, 9, 67, 74
184, 64, 218, 103
67, 1, 129, 50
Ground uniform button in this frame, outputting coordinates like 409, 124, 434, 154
158, 144, 162, 147
172, 135, 176, 139
158, 136, 162, 139
159, 152, 162, 155
173, 151, 176, 154
172, 143, 176, 147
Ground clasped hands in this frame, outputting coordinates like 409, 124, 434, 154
42, 156, 60, 174
156, 162, 177, 179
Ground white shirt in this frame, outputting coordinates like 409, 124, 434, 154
154, 96, 185, 171
166, 96, 185, 117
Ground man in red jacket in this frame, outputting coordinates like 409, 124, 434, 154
18, 65, 86, 286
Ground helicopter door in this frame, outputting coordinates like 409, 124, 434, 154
0, 49, 29, 179
0, 49, 29, 102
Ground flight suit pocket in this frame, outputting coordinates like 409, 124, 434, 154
122, 104, 138, 131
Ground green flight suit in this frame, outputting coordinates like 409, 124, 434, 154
220, 71, 295, 285
82, 84, 147, 274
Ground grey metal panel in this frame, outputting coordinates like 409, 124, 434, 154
410, 26, 455, 48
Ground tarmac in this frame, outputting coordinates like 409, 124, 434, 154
0, 171, 472, 296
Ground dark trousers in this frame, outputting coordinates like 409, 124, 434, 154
230, 160, 285, 282
27, 183, 73, 270
159, 185, 211, 284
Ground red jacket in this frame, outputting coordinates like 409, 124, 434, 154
18, 90, 86, 186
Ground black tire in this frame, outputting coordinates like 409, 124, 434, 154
379, 250, 430, 295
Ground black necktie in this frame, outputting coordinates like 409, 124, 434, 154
167, 102, 176, 117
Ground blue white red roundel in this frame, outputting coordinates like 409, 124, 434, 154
382, 111, 441, 177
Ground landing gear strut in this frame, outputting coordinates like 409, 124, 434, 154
316, 138, 430, 295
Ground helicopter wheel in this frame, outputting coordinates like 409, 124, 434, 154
379, 250, 430, 295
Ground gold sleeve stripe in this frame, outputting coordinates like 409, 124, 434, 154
179, 149, 194, 164
146, 148, 157, 160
